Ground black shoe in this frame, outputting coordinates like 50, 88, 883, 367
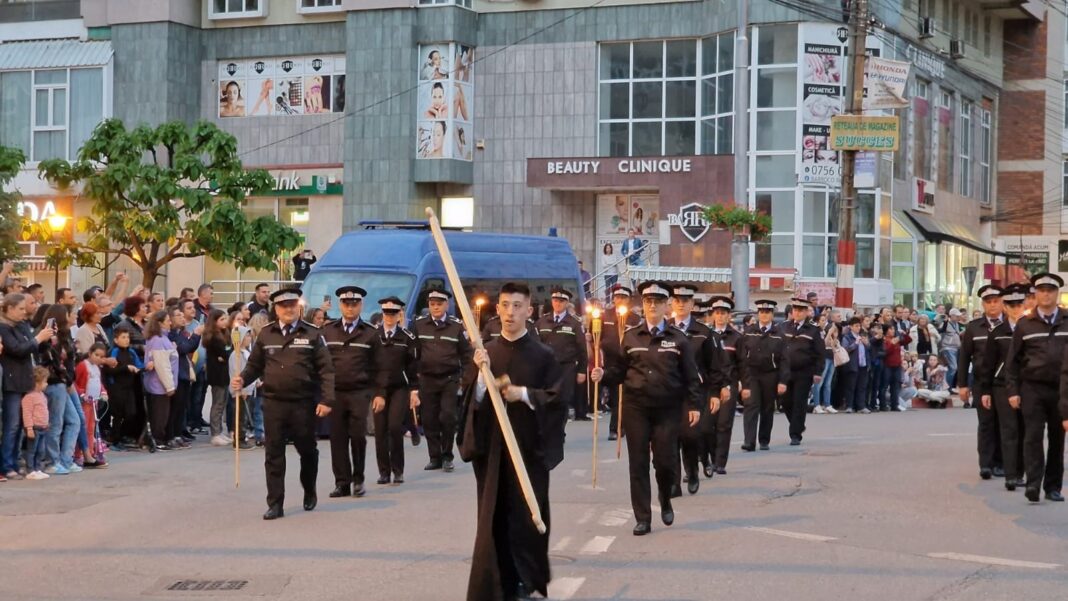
608, 432, 618, 441
377, 474, 391, 485
574, 416, 592, 421
759, 444, 770, 451
992, 466, 1005, 478
1045, 491, 1064, 502
1025, 487, 1040, 503
979, 468, 992, 480
353, 483, 366, 497
155, 443, 172, 451
303, 491, 317, 511
263, 505, 284, 520
410, 430, 421, 446
633, 521, 651, 536
329, 485, 350, 498
687, 475, 699, 495
443, 459, 454, 473
741, 443, 755, 452
1005, 480, 1017, 492
424, 461, 442, 471
703, 464, 714, 479
661, 500, 675, 526
670, 483, 682, 499
233, 439, 253, 450
181, 431, 196, 442
393, 473, 404, 484
515, 581, 533, 600
715, 466, 727, 475
789, 439, 801, 446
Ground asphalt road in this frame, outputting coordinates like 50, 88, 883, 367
1, 408, 1066, 601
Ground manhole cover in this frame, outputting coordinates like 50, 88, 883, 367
144, 576, 290, 596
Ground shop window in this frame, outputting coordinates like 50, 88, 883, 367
298, 0, 342, 13
753, 155, 795, 188
801, 189, 838, 278
0, 67, 105, 163
755, 111, 797, 151
755, 234, 795, 269
756, 68, 796, 109
757, 24, 798, 65
210, 0, 267, 19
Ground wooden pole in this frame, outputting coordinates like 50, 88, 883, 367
424, 208, 547, 534
615, 304, 627, 459
231, 328, 242, 489
591, 310, 601, 488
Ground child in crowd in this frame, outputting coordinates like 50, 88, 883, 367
917, 354, 951, 409
103, 329, 143, 451
22, 367, 51, 480
75, 343, 110, 468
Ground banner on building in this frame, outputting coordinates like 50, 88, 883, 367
416, 43, 474, 161
863, 57, 910, 109
829, 116, 900, 151
217, 55, 346, 118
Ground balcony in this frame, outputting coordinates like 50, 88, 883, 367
0, 0, 80, 22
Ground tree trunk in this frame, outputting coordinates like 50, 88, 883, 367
141, 264, 160, 290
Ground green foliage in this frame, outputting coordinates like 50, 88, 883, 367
702, 204, 772, 242
31, 119, 302, 288
0, 146, 25, 265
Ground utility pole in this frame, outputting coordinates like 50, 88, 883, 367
731, 0, 750, 310
834, 0, 868, 313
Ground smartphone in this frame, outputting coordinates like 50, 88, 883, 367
46, 317, 56, 330
323, 295, 331, 302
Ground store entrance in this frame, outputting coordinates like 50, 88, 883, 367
593, 193, 660, 297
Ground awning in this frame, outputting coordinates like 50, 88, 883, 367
900, 210, 1008, 257
0, 40, 113, 71
626, 266, 733, 283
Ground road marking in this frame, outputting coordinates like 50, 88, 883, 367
928, 553, 1061, 569
580, 535, 615, 555
928, 433, 972, 437
744, 527, 837, 542
821, 435, 868, 440
571, 469, 587, 477
577, 508, 596, 525
548, 577, 585, 600
551, 536, 572, 552
598, 508, 631, 527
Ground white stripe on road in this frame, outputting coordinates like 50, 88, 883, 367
744, 527, 837, 542
547, 577, 585, 600
928, 553, 1061, 569
571, 469, 587, 477
551, 536, 572, 552
577, 508, 596, 525
598, 508, 631, 527
580, 536, 616, 555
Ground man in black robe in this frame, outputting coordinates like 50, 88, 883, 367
462, 282, 564, 601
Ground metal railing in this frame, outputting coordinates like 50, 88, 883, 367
584, 244, 661, 300
209, 280, 301, 307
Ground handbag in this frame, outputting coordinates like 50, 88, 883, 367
832, 343, 850, 367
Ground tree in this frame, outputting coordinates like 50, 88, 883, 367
29, 119, 303, 289
0, 146, 25, 266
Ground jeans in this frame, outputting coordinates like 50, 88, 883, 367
249, 394, 264, 440
24, 427, 48, 472
210, 385, 230, 437
1, 392, 24, 474
44, 384, 79, 469
942, 348, 959, 391
868, 363, 883, 410
68, 388, 89, 454
882, 366, 903, 410
187, 371, 208, 428
809, 359, 836, 407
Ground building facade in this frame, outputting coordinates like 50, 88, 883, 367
0, 0, 1060, 309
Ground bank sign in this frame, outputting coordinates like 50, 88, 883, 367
667, 202, 710, 242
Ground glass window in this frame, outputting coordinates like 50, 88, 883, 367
600, 82, 629, 119
665, 81, 696, 118
601, 43, 631, 80
0, 71, 31, 156
21, 66, 105, 163
210, 0, 264, 18
756, 68, 797, 109
632, 82, 663, 118
632, 42, 664, 79
716, 74, 733, 114
959, 100, 973, 197
755, 111, 796, 151
632, 122, 661, 156
937, 90, 954, 192
716, 116, 732, 154
300, 0, 343, 10
802, 190, 828, 233
664, 121, 696, 155
599, 122, 628, 157
879, 237, 890, 280
717, 31, 735, 72
979, 108, 991, 203
856, 237, 875, 279
755, 234, 795, 269
755, 191, 795, 231
754, 155, 795, 187
856, 192, 875, 235
892, 241, 913, 262
892, 265, 915, 291
802, 236, 826, 277
69, 68, 103, 159
301, 271, 417, 321
665, 40, 697, 77
757, 24, 798, 65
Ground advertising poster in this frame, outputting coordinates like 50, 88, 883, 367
218, 55, 346, 118
417, 43, 474, 161
594, 194, 660, 291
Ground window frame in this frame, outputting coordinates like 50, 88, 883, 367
208, 0, 267, 20
296, 0, 343, 14
31, 70, 69, 164
978, 107, 991, 204
959, 100, 972, 197
417, 0, 473, 9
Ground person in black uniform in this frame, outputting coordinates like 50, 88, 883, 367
534, 288, 588, 423
980, 284, 1028, 491
705, 295, 740, 475
779, 298, 822, 446
412, 287, 473, 473
232, 288, 334, 520
739, 300, 789, 452
1006, 273, 1066, 503
670, 285, 723, 495
602, 284, 641, 441
480, 312, 538, 344
372, 297, 419, 485
958, 284, 1004, 480
322, 285, 378, 499
590, 281, 707, 536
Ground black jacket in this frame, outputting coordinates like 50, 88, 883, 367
481, 315, 538, 344
322, 318, 380, 392
1005, 309, 1068, 397
981, 320, 1016, 391
780, 319, 824, 379
168, 328, 201, 382
958, 315, 1001, 392
240, 320, 335, 406
374, 326, 419, 394
738, 323, 790, 389
0, 319, 38, 394
37, 335, 75, 387
203, 334, 233, 388
600, 321, 702, 411
709, 325, 742, 388
671, 316, 723, 393
534, 313, 588, 367
412, 314, 473, 383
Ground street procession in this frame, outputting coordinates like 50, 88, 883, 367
3, 0, 1068, 599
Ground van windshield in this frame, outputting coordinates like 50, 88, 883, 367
301, 272, 416, 322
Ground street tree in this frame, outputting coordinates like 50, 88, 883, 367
0, 146, 25, 266
30, 119, 303, 289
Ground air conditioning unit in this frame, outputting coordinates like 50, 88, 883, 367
949, 39, 966, 59
919, 17, 936, 39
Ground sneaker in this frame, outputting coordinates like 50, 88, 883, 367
155, 443, 172, 451
84, 460, 108, 469
893, 406, 906, 412
221, 434, 234, 443
211, 435, 230, 447
824, 406, 838, 414
44, 465, 69, 476
859, 408, 871, 414
813, 406, 825, 414
844, 408, 854, 414
26, 471, 48, 480
67, 464, 83, 473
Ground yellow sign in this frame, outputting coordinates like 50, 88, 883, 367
829, 116, 900, 152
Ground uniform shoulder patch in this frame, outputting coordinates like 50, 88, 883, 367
623, 324, 641, 332
414, 315, 429, 321
448, 316, 463, 323
300, 320, 321, 330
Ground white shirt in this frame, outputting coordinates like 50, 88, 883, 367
475, 328, 533, 409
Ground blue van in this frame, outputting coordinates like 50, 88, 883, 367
300, 223, 584, 322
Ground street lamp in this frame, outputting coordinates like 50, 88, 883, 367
47, 214, 68, 292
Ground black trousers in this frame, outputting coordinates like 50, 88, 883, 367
607, 385, 621, 435
837, 369, 857, 411
992, 385, 1025, 482
147, 393, 170, 444
374, 386, 409, 477
975, 387, 1003, 470
330, 389, 371, 487
678, 402, 703, 488
705, 386, 738, 469
623, 402, 679, 523
263, 399, 318, 508
743, 372, 778, 447
421, 379, 460, 463
167, 379, 191, 441
782, 373, 813, 442
558, 363, 579, 419
1020, 381, 1065, 493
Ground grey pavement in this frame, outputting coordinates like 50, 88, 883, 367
1, 408, 1066, 600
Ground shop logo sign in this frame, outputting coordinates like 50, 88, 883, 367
254, 61, 265, 74
667, 202, 710, 242
312, 58, 323, 71
281, 60, 294, 73
225, 63, 238, 76
836, 27, 848, 43
315, 176, 327, 193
